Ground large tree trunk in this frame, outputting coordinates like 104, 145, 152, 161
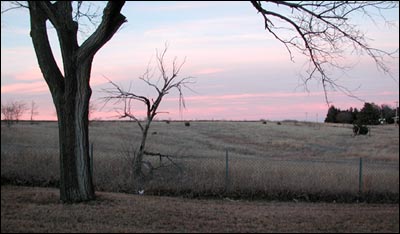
28, 1, 126, 202
55, 61, 95, 202
56, 91, 94, 202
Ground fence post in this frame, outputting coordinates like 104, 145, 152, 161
358, 157, 363, 194
225, 149, 229, 193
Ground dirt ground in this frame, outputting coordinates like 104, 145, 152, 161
1, 185, 399, 233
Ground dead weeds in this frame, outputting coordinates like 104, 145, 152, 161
1, 185, 399, 233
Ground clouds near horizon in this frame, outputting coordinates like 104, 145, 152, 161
1, 2, 399, 121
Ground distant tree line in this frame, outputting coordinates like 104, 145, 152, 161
325, 102, 399, 125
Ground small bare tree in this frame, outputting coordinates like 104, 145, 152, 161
1, 102, 14, 127
30, 100, 39, 124
103, 45, 194, 191
1, 101, 27, 126
13, 101, 27, 123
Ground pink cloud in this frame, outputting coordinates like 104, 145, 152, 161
375, 91, 399, 96
29, 113, 57, 121
195, 68, 225, 75
1, 81, 48, 94
14, 67, 43, 81
150, 91, 330, 120
164, 91, 328, 103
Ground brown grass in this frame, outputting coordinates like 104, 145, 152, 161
1, 121, 399, 200
1, 185, 399, 233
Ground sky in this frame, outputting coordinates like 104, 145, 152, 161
1, 1, 399, 121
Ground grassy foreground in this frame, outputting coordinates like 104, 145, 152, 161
1, 185, 399, 233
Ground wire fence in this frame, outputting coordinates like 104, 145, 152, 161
140, 150, 399, 199
1, 144, 398, 201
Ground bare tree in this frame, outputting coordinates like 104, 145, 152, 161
1, 1, 126, 202
103, 45, 194, 191
2, 102, 16, 127
1, 101, 27, 126
13, 101, 27, 123
30, 100, 39, 124
1, 102, 12, 127
251, 1, 398, 102
2, 1, 397, 202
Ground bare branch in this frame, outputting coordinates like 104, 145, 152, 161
74, 1, 101, 25
102, 77, 150, 131
1, 1, 28, 14
251, 1, 399, 103
78, 1, 126, 61
102, 44, 195, 191
102, 44, 194, 125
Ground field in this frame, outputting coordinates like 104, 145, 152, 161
1, 120, 399, 200
1, 121, 399, 232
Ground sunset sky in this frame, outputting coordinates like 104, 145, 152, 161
1, 1, 399, 121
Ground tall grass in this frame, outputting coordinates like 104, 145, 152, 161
1, 121, 399, 202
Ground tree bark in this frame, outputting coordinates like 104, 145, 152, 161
56, 59, 95, 202
133, 120, 151, 191
28, 1, 125, 202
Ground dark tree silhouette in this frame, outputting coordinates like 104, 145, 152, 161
357, 102, 381, 125
27, 1, 126, 202
325, 105, 339, 123
251, 1, 398, 102
103, 45, 194, 192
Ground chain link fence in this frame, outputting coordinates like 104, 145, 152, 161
1, 143, 398, 201
139, 150, 399, 200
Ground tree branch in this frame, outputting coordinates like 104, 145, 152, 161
251, 1, 398, 103
28, 1, 65, 97
1, 1, 28, 14
78, 1, 126, 62
102, 44, 195, 123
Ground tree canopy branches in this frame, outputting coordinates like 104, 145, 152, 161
251, 1, 398, 103
102, 44, 194, 128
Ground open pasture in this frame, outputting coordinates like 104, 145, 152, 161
1, 120, 399, 201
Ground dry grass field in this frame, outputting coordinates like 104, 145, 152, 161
1, 120, 398, 199
1, 121, 399, 232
